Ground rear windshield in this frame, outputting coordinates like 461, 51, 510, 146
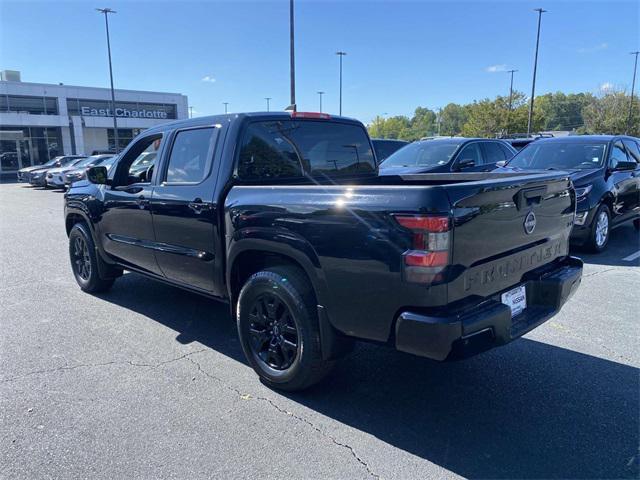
380, 141, 459, 168
507, 141, 608, 170
238, 120, 375, 180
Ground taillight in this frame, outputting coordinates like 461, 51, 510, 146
395, 215, 451, 283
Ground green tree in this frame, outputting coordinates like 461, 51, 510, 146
439, 103, 467, 136
582, 90, 640, 136
405, 107, 437, 140
535, 92, 593, 131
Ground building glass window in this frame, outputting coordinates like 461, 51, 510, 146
107, 128, 144, 152
0, 126, 63, 172
4, 95, 59, 115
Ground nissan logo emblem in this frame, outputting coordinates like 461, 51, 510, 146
524, 211, 536, 234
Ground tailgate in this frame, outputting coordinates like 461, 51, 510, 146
443, 172, 575, 303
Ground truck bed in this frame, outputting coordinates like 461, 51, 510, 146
225, 170, 575, 343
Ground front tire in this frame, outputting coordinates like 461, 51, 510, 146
237, 266, 334, 391
586, 204, 611, 253
68, 223, 116, 293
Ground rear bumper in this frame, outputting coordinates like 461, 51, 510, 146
395, 256, 583, 361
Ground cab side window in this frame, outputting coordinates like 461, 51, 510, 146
609, 141, 629, 169
164, 127, 217, 184
457, 143, 483, 167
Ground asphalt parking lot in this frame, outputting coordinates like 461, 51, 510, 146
1, 181, 638, 479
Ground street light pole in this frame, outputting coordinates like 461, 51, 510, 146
527, 8, 546, 136
627, 51, 639, 134
288, 0, 296, 111
507, 69, 518, 134
265, 97, 272, 112
317, 91, 325, 113
336, 51, 347, 115
223, 102, 229, 114
96, 7, 119, 153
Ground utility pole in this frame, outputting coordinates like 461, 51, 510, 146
265, 97, 271, 112
317, 91, 325, 113
527, 8, 546, 136
223, 102, 229, 114
96, 8, 119, 153
287, 0, 296, 111
189, 106, 194, 118
507, 69, 518, 134
627, 51, 639, 134
336, 51, 347, 115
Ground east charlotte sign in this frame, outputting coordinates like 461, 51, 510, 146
80, 106, 168, 119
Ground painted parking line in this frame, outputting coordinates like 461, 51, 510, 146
622, 250, 640, 262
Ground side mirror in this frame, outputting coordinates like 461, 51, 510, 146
611, 160, 637, 171
87, 166, 108, 185
457, 158, 475, 170
496, 160, 507, 167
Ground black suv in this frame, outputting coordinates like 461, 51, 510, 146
504, 135, 640, 252
378, 137, 516, 175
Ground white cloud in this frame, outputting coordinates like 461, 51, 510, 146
599, 82, 614, 91
578, 43, 608, 54
201, 75, 216, 83
485, 64, 508, 73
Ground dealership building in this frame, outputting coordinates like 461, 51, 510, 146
0, 70, 188, 175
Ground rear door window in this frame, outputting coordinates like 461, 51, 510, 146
481, 142, 507, 164
498, 142, 515, 159
238, 120, 375, 180
165, 127, 217, 184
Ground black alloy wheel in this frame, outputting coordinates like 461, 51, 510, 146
68, 222, 118, 293
237, 266, 336, 391
248, 293, 299, 370
71, 235, 92, 281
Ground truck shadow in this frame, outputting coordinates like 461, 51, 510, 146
103, 273, 639, 480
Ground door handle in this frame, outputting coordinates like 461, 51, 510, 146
188, 198, 211, 214
136, 195, 150, 209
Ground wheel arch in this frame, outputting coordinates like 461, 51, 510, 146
227, 240, 351, 360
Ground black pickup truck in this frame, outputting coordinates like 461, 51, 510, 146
65, 112, 582, 391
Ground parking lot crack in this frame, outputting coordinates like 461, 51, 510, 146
185, 356, 380, 479
582, 267, 616, 278
1, 349, 207, 384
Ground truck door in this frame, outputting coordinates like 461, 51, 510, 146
99, 134, 164, 275
150, 125, 222, 294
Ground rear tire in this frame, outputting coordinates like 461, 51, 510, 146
586, 204, 610, 253
68, 223, 116, 293
237, 266, 334, 391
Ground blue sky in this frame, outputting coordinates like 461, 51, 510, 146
0, 0, 638, 123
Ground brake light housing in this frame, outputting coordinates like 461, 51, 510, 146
290, 111, 332, 119
394, 215, 451, 283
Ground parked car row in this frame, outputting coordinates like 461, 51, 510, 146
17, 154, 118, 189
378, 134, 640, 252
